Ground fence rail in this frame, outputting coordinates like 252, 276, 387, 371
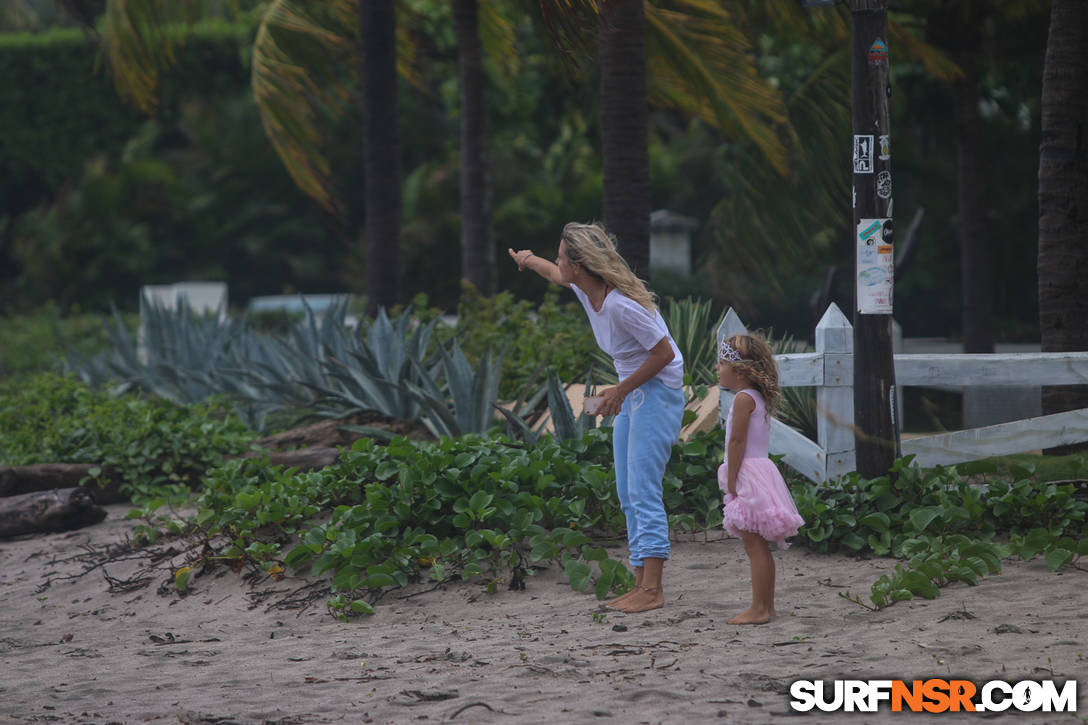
719, 303, 1088, 483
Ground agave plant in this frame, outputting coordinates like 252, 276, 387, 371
662, 296, 726, 387
306, 307, 440, 423
403, 339, 505, 439
497, 369, 601, 445
217, 298, 360, 427
68, 298, 242, 405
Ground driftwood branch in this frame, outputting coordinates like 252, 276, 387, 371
0, 447, 343, 504
0, 414, 416, 505
0, 487, 107, 538
0, 463, 125, 503
229, 447, 341, 471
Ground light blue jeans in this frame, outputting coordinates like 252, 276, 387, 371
612, 377, 685, 568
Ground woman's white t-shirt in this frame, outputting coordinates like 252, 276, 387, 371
570, 284, 684, 389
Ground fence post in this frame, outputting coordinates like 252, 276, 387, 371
892, 318, 904, 432
816, 303, 856, 480
716, 308, 749, 428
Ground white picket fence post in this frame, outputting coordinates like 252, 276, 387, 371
814, 303, 855, 479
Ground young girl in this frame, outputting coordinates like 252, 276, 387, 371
508, 222, 685, 613
717, 333, 804, 624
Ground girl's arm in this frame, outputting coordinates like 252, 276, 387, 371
725, 392, 755, 496
507, 248, 567, 287
594, 337, 674, 417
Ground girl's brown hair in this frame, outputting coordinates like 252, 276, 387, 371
720, 333, 781, 417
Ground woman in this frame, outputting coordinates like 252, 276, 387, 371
508, 222, 685, 613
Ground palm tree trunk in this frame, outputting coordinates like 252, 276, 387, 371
956, 66, 994, 354
360, 0, 401, 316
453, 0, 494, 296
1038, 0, 1088, 453
599, 0, 650, 279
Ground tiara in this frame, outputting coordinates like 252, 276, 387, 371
718, 339, 742, 362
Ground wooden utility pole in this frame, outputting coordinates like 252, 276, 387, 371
850, 0, 899, 477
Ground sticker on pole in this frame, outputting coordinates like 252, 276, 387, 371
853, 135, 874, 174
878, 134, 890, 160
857, 218, 893, 315
868, 38, 888, 65
877, 170, 892, 199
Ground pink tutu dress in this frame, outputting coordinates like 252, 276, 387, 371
719, 389, 805, 548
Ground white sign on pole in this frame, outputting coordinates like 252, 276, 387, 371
853, 135, 874, 173
856, 218, 893, 314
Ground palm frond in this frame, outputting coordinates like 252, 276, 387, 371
251, 0, 357, 215
705, 45, 851, 298
479, 1, 520, 79
537, 0, 599, 72
98, 0, 251, 112
645, 0, 789, 174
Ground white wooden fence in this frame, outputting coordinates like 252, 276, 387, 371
719, 303, 1088, 483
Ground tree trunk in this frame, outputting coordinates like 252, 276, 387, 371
1038, 0, 1088, 453
453, 0, 495, 296
361, 0, 402, 316
599, 0, 651, 279
0, 488, 107, 539
956, 66, 994, 353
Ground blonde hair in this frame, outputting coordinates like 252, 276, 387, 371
720, 333, 781, 417
561, 222, 657, 313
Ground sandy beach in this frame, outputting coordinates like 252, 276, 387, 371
1, 503, 1084, 725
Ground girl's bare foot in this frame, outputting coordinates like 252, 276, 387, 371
727, 607, 773, 625
612, 586, 664, 613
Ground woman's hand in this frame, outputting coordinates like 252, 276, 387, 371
507, 248, 534, 271
593, 386, 626, 417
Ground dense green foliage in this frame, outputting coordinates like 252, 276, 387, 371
0, 372, 254, 499
64, 292, 730, 439
0, 23, 250, 218
453, 284, 602, 398
137, 426, 723, 616
9, 94, 344, 310
0, 1, 1073, 621
3, 370, 1082, 617
1, 7, 1052, 342
792, 456, 1088, 609
0, 304, 135, 379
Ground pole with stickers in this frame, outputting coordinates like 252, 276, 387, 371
851, 0, 899, 478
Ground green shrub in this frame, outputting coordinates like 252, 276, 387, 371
0, 23, 250, 211
0, 372, 254, 500
133, 426, 728, 616
0, 304, 135, 380
453, 283, 601, 398
795, 455, 1088, 609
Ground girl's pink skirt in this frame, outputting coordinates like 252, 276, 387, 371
718, 461, 805, 548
